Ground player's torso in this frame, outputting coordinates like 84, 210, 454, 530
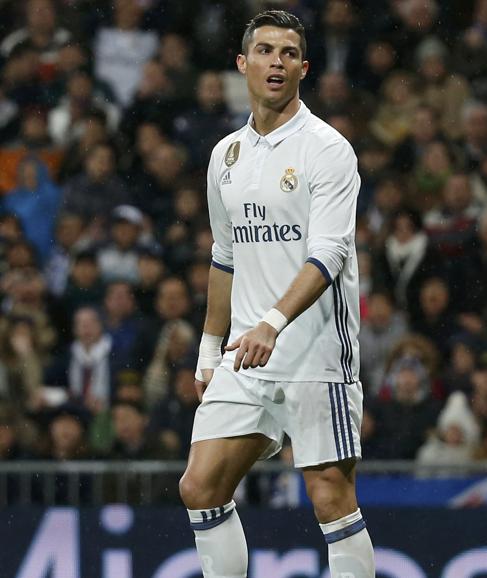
216, 133, 310, 257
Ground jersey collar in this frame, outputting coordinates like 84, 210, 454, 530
246, 100, 310, 148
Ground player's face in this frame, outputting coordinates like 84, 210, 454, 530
237, 26, 308, 109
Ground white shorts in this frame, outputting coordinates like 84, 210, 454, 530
191, 366, 363, 468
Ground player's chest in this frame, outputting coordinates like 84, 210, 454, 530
218, 140, 308, 215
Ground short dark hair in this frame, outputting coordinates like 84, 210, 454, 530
242, 10, 306, 58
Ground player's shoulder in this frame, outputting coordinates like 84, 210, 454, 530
303, 111, 357, 160
210, 124, 248, 163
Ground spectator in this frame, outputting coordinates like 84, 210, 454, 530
375, 358, 442, 459
41, 403, 91, 460
57, 109, 110, 182
412, 141, 456, 212
109, 400, 172, 460
308, 0, 364, 83
44, 212, 88, 297
416, 37, 470, 139
121, 58, 175, 141
424, 173, 481, 307
357, 37, 397, 94
154, 276, 192, 328
382, 333, 441, 399
366, 173, 405, 247
0, 87, 20, 145
416, 390, 480, 476
45, 307, 116, 414
101, 280, 149, 367
62, 250, 104, 315
3, 156, 60, 263
372, 207, 443, 316
441, 335, 480, 396
61, 142, 131, 234
131, 142, 187, 230
0, 267, 57, 352
1, 0, 71, 69
307, 71, 373, 138
0, 315, 46, 412
356, 135, 392, 216
369, 70, 421, 147
392, 104, 443, 175
134, 246, 166, 317
453, 0, 487, 87
93, 0, 158, 107
158, 33, 196, 105
38, 403, 93, 504
410, 277, 460, 360
48, 68, 120, 147
173, 70, 236, 171
1, 43, 44, 108
0, 213, 24, 274
163, 183, 204, 271
459, 100, 487, 171
143, 319, 196, 408
148, 360, 200, 459
359, 291, 408, 395
97, 205, 152, 284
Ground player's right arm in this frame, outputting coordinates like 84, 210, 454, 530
194, 146, 234, 399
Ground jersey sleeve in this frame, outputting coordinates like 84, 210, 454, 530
207, 148, 234, 273
305, 138, 360, 284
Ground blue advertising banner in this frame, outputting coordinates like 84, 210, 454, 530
0, 505, 486, 578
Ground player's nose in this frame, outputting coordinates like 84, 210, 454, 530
270, 53, 284, 68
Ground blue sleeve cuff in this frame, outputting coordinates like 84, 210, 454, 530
306, 257, 333, 285
211, 260, 234, 274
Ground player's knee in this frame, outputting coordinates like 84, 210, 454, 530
179, 472, 199, 508
306, 483, 343, 521
305, 473, 357, 523
179, 471, 221, 510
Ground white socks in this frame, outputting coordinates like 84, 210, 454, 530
187, 500, 248, 578
320, 509, 375, 577
187, 502, 374, 578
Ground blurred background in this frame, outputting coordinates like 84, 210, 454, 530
0, 0, 486, 576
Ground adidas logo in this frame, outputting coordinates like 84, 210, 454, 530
222, 170, 232, 185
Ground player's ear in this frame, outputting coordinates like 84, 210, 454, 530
236, 54, 247, 75
300, 60, 309, 80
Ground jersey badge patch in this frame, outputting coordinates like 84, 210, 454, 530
225, 141, 240, 166
280, 168, 298, 192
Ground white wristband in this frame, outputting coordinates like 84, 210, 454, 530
195, 333, 224, 381
260, 308, 288, 334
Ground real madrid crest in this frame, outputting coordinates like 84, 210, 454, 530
225, 141, 240, 167
280, 168, 298, 192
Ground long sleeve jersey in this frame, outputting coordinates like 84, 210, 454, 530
208, 101, 361, 383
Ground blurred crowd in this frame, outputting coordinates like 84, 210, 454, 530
0, 0, 487, 505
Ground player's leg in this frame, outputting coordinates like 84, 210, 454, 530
303, 459, 375, 578
180, 434, 270, 578
275, 380, 374, 577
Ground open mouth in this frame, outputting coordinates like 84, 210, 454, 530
266, 75, 285, 88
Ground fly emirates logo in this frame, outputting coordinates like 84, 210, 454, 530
232, 202, 302, 244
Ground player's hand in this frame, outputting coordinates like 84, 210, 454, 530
194, 368, 214, 401
225, 322, 277, 371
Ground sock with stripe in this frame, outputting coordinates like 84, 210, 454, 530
320, 508, 375, 577
187, 500, 247, 578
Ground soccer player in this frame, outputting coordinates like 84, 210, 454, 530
179, 10, 375, 578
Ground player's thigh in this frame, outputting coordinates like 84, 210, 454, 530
180, 433, 270, 509
302, 458, 358, 523
279, 381, 363, 468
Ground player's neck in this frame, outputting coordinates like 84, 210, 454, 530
251, 95, 301, 136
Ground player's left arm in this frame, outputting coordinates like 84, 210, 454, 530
226, 137, 360, 371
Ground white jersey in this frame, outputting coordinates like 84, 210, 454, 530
208, 101, 361, 383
